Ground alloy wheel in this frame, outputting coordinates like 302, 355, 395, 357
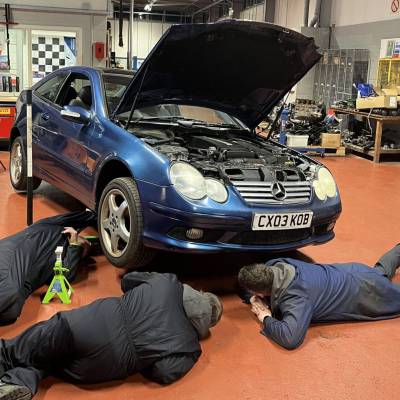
10, 141, 23, 186
100, 188, 131, 257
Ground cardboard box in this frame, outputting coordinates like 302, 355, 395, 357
356, 86, 398, 110
386, 84, 400, 95
321, 133, 341, 148
381, 87, 398, 96
356, 95, 398, 110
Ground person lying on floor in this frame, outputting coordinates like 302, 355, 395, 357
0, 271, 223, 400
238, 244, 400, 350
0, 210, 96, 326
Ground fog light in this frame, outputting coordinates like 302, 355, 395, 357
327, 222, 336, 231
186, 228, 204, 240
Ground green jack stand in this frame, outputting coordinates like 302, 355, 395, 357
42, 246, 74, 304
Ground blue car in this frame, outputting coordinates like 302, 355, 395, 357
10, 21, 341, 269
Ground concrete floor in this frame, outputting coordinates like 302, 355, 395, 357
1, 150, 400, 400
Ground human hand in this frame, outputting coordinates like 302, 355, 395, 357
63, 227, 78, 244
250, 296, 272, 323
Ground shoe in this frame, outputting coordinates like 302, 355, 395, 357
0, 383, 32, 400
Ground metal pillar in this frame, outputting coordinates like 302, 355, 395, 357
26, 89, 33, 226
264, 0, 275, 23
127, 0, 134, 69
303, 0, 310, 27
232, 0, 243, 19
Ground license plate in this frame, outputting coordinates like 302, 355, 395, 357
0, 107, 11, 115
252, 212, 313, 231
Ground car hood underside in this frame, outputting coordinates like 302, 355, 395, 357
113, 20, 321, 129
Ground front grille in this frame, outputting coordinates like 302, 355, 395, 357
231, 181, 312, 204
226, 228, 311, 245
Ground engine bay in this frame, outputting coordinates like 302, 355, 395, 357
132, 124, 318, 183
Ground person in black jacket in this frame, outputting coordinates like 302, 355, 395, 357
0, 210, 96, 326
0, 272, 222, 400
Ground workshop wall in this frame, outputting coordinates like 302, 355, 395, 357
274, 0, 318, 32
331, 19, 400, 85
239, 3, 266, 22
331, 0, 400, 27
0, 2, 107, 75
109, 19, 172, 66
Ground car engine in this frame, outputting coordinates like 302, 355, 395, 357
134, 125, 317, 183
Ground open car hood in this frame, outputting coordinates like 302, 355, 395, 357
113, 20, 321, 129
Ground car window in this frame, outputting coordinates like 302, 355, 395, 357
103, 74, 131, 114
35, 73, 67, 103
58, 74, 92, 109
71, 78, 91, 94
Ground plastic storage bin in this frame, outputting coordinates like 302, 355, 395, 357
286, 134, 309, 147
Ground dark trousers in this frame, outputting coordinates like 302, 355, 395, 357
374, 244, 400, 280
0, 313, 73, 394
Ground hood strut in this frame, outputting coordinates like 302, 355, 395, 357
125, 63, 150, 130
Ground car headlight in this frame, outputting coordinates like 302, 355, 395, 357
170, 162, 207, 200
313, 167, 337, 201
205, 178, 228, 203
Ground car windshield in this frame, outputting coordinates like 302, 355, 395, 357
117, 104, 242, 129
103, 74, 132, 114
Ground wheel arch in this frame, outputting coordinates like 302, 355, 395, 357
95, 158, 134, 210
9, 127, 21, 148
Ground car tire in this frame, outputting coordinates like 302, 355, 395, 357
9, 137, 42, 192
98, 177, 156, 270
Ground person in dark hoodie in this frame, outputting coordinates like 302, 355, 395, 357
238, 244, 400, 350
0, 210, 96, 326
0, 272, 222, 400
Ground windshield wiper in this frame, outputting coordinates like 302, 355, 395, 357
130, 116, 240, 130
176, 118, 240, 129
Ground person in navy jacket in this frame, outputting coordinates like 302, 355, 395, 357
238, 244, 400, 350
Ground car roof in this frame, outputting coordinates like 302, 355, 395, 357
51, 65, 134, 77
99, 68, 135, 76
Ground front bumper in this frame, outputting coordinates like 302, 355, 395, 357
138, 180, 342, 253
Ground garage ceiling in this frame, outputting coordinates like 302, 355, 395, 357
112, 0, 233, 16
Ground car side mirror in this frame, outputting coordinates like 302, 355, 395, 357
60, 105, 91, 126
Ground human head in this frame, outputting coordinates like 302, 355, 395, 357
238, 264, 274, 297
204, 292, 223, 327
182, 284, 223, 339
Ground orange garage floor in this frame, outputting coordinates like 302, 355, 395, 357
1, 150, 400, 400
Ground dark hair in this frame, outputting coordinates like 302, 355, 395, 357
238, 264, 274, 293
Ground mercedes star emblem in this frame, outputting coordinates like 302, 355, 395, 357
272, 182, 287, 201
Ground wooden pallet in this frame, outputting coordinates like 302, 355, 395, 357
293, 146, 346, 157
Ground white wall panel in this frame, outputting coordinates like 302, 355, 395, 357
110, 19, 172, 62
239, 3, 266, 22
0, 0, 109, 11
274, 0, 317, 31
332, 0, 400, 27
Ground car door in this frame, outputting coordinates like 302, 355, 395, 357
37, 72, 94, 203
32, 72, 68, 176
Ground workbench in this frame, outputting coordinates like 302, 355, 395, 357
331, 107, 400, 163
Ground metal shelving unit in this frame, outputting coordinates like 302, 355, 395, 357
313, 49, 370, 107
